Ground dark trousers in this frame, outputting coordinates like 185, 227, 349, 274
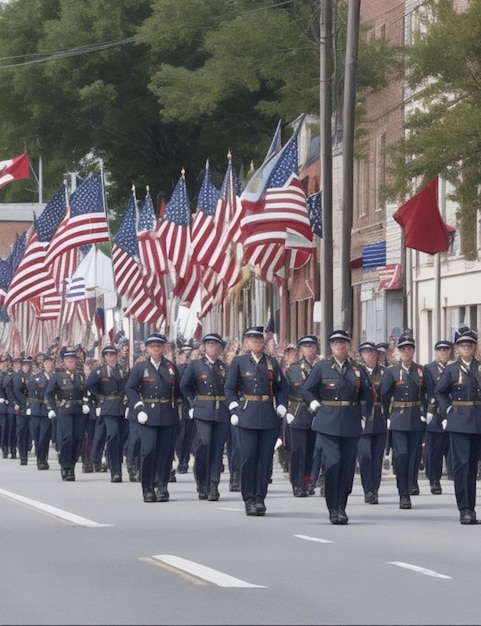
57, 413, 87, 470
103, 415, 129, 475
391, 430, 424, 496
4, 413, 17, 452
89, 417, 106, 466
226, 425, 241, 477
175, 417, 195, 467
0, 413, 5, 452
319, 434, 359, 512
193, 419, 230, 489
30, 415, 52, 463
139, 424, 177, 492
449, 431, 481, 511
425, 431, 449, 483
238, 426, 278, 501
286, 426, 316, 488
126, 420, 141, 471
16, 413, 31, 459
310, 432, 324, 482
358, 432, 386, 495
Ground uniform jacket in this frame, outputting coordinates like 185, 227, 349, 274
26, 370, 52, 418
434, 358, 481, 434
45, 370, 87, 416
86, 363, 128, 417
224, 352, 288, 430
3, 371, 16, 415
180, 355, 229, 423
125, 357, 181, 427
0, 370, 8, 416
424, 359, 450, 433
357, 362, 387, 435
285, 356, 321, 429
380, 361, 427, 432
12, 371, 32, 414
301, 357, 374, 437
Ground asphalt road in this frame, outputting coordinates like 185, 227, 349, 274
1, 449, 481, 626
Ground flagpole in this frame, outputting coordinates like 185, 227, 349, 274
433, 177, 445, 345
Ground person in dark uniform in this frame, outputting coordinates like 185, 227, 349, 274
225, 326, 288, 516
380, 333, 427, 510
356, 341, 387, 504
12, 356, 34, 465
175, 344, 196, 474
28, 354, 55, 470
435, 326, 481, 524
180, 333, 230, 501
284, 334, 321, 497
3, 357, 21, 459
0, 357, 8, 458
302, 329, 374, 525
86, 345, 129, 483
423, 339, 453, 495
125, 332, 181, 503
45, 347, 90, 481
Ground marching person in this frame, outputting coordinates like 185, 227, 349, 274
28, 354, 55, 470
284, 334, 320, 497
225, 326, 288, 516
0, 357, 8, 458
356, 341, 387, 504
380, 333, 427, 510
3, 357, 21, 459
125, 332, 181, 503
12, 356, 34, 465
435, 326, 481, 524
180, 333, 230, 501
86, 345, 129, 483
302, 329, 374, 525
175, 344, 196, 475
45, 347, 90, 481
423, 339, 454, 495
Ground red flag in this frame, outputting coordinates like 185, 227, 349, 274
393, 177, 455, 255
0, 152, 29, 189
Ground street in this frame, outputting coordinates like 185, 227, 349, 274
1, 451, 481, 626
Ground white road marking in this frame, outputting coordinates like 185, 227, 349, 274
294, 534, 334, 544
218, 506, 243, 511
388, 561, 452, 579
0, 488, 112, 527
152, 555, 267, 588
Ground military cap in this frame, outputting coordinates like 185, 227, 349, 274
297, 334, 318, 347
284, 343, 298, 352
21, 356, 33, 364
190, 341, 201, 350
60, 347, 78, 358
375, 342, 389, 352
434, 339, 454, 350
358, 341, 377, 352
397, 333, 415, 348
180, 344, 192, 353
243, 326, 264, 338
454, 326, 478, 345
145, 332, 167, 345
329, 329, 351, 343
102, 345, 118, 356
202, 333, 226, 347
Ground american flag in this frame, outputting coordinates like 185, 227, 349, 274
112, 194, 142, 298
0, 232, 27, 307
137, 189, 168, 285
189, 162, 220, 267
45, 172, 109, 265
157, 172, 191, 279
240, 125, 314, 283
307, 191, 322, 238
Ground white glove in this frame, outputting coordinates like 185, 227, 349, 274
387, 418, 391, 429
95, 407, 101, 417
188, 408, 194, 419
48, 410, 56, 419
276, 404, 287, 418
420, 414, 426, 422
124, 407, 129, 419
286, 413, 295, 424
426, 412, 434, 425
26, 408, 31, 416
442, 419, 447, 430
134, 401, 145, 410
137, 410, 148, 424
0, 397, 5, 403
446, 405, 453, 415
310, 400, 321, 413
230, 414, 239, 426
228, 401, 239, 411
82, 404, 90, 415
361, 417, 366, 431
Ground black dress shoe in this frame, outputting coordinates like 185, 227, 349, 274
255, 496, 266, 515
370, 492, 378, 504
65, 468, 75, 481
208, 482, 220, 501
459, 508, 478, 524
364, 491, 374, 503
20, 456, 28, 466
410, 484, 420, 496
61, 467, 67, 481
155, 484, 169, 502
111, 474, 122, 483
329, 509, 339, 524
430, 481, 442, 495
169, 469, 177, 483
293, 485, 308, 497
399, 495, 412, 509
198, 486, 209, 500
143, 489, 156, 503
245, 499, 258, 516
177, 464, 188, 474
337, 508, 349, 525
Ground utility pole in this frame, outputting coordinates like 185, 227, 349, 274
320, 0, 334, 355
341, 0, 361, 334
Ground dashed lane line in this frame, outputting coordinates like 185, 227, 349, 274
294, 534, 334, 544
151, 555, 267, 588
388, 561, 452, 579
0, 487, 112, 527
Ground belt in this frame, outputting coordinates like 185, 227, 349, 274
143, 398, 171, 404
99, 394, 120, 401
242, 394, 272, 402
196, 395, 225, 401
392, 401, 422, 408
373, 402, 382, 407
28, 398, 45, 403
288, 395, 303, 403
321, 400, 359, 407
452, 400, 481, 406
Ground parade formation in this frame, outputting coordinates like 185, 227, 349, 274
1, 323, 480, 526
